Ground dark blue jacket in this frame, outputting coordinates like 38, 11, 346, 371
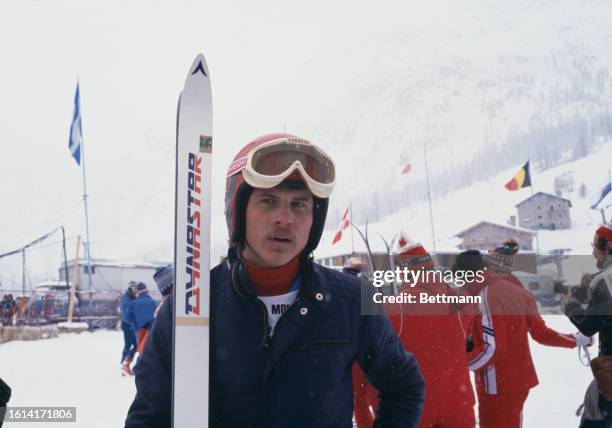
119, 293, 135, 324
125, 257, 424, 428
126, 293, 156, 330
565, 263, 612, 356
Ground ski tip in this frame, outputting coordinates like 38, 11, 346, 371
189, 53, 209, 78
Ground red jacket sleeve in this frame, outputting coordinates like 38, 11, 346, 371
526, 293, 575, 348
527, 313, 575, 347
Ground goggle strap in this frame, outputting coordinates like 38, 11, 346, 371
226, 156, 248, 178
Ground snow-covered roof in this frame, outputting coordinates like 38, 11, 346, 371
455, 220, 536, 238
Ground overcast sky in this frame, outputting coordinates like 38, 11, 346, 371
0, 0, 450, 260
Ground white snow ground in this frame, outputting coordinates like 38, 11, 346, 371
0, 330, 136, 428
0, 316, 594, 427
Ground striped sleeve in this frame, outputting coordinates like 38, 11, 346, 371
468, 287, 496, 371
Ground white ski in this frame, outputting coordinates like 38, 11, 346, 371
173, 53, 212, 428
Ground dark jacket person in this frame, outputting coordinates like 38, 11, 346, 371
125, 133, 425, 428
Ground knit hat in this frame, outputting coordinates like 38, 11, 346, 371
483, 239, 519, 272
153, 264, 174, 297
395, 231, 434, 271
596, 225, 612, 242
128, 281, 147, 294
452, 250, 485, 273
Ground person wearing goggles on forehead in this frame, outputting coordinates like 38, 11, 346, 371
126, 133, 425, 428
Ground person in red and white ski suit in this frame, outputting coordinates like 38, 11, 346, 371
353, 238, 476, 428
467, 243, 587, 428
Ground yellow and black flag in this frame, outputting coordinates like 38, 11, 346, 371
504, 161, 531, 191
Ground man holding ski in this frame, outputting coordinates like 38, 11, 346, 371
125, 133, 425, 428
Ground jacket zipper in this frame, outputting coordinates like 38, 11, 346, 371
231, 263, 270, 349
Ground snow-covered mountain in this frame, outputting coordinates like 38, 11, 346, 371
316, 140, 612, 260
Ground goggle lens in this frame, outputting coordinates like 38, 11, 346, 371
250, 143, 335, 184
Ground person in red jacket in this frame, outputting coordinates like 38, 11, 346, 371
468, 242, 589, 428
354, 236, 476, 428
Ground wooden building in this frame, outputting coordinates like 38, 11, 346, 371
516, 192, 572, 230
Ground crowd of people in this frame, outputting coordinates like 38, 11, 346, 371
0, 295, 15, 326
120, 133, 611, 428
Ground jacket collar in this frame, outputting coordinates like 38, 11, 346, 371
227, 246, 332, 308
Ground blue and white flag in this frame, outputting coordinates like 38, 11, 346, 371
591, 180, 611, 209
68, 83, 82, 165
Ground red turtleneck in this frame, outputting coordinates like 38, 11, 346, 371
245, 256, 300, 296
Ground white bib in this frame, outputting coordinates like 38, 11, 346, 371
258, 289, 299, 336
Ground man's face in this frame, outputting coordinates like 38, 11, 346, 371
243, 186, 314, 267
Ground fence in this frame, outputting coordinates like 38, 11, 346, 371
0, 289, 126, 328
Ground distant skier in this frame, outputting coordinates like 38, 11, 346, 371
563, 224, 612, 427
119, 284, 138, 376
469, 241, 588, 428
126, 133, 425, 428
124, 282, 156, 374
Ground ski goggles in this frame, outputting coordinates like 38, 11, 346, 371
228, 137, 336, 198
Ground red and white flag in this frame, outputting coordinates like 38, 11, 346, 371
332, 208, 350, 244
397, 230, 410, 249
401, 162, 412, 175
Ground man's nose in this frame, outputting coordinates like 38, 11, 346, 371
273, 203, 293, 225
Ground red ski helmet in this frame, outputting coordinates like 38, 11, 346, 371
224, 133, 336, 256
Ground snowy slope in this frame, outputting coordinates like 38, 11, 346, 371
316, 141, 612, 260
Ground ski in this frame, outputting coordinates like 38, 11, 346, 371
172, 54, 213, 428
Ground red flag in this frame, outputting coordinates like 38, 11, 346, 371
332, 208, 350, 244
401, 162, 412, 175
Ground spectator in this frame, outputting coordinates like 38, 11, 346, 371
125, 282, 156, 374
119, 284, 138, 376
354, 238, 476, 428
469, 241, 584, 428
564, 224, 612, 427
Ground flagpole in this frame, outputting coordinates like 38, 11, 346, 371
526, 160, 542, 280
528, 185, 542, 256
606, 168, 612, 224
423, 143, 437, 253
77, 79, 94, 292
349, 198, 355, 255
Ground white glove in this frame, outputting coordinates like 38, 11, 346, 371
574, 332, 593, 347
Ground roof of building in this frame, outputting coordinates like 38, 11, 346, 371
515, 191, 573, 208
455, 220, 536, 238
